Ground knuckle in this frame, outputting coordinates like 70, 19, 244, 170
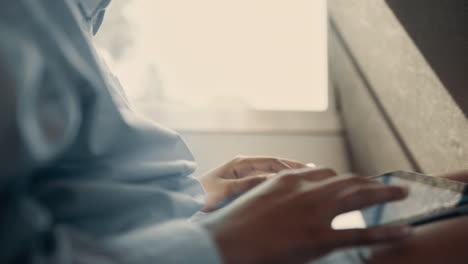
275, 160, 290, 170
233, 155, 246, 163
273, 158, 284, 165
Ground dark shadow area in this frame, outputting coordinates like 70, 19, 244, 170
385, 0, 468, 117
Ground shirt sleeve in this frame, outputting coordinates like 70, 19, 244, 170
0, 2, 225, 264
102, 220, 223, 264
0, 25, 82, 263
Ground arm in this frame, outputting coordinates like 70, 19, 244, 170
101, 221, 222, 264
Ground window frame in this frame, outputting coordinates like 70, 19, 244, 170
136, 80, 340, 134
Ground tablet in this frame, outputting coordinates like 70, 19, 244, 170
332, 171, 468, 230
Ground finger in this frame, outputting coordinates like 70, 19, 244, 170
314, 174, 374, 195
249, 170, 274, 176
278, 159, 308, 169
330, 225, 412, 249
332, 184, 409, 216
229, 175, 270, 195
235, 156, 294, 176
276, 159, 294, 170
285, 167, 339, 182
303, 168, 338, 181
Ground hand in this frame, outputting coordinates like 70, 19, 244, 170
198, 156, 309, 212
203, 168, 411, 264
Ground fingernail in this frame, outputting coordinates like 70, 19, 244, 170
306, 163, 316, 168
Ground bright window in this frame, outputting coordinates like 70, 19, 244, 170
95, 0, 328, 111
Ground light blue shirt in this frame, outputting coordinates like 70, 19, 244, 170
0, 1, 222, 263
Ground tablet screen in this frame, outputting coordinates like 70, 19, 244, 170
332, 171, 468, 229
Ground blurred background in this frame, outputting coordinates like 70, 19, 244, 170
94, 0, 328, 111
94, 0, 467, 177
94, 0, 349, 176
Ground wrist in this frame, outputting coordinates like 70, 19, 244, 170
201, 218, 242, 264
200, 208, 266, 264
